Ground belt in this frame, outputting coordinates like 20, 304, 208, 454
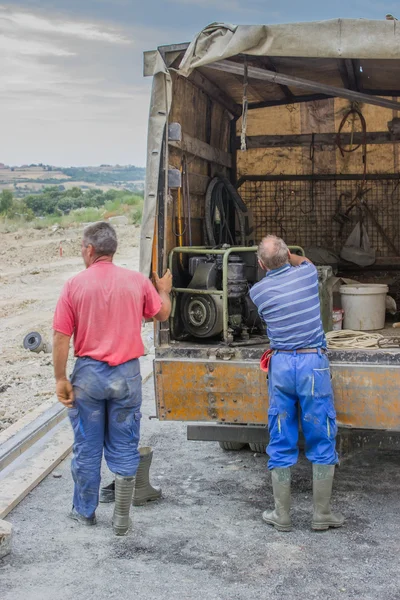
276, 348, 326, 354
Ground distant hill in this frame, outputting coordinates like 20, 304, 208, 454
0, 164, 146, 197
60, 165, 146, 185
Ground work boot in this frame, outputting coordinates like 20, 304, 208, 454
68, 507, 97, 526
312, 464, 345, 531
112, 474, 135, 536
100, 447, 162, 506
262, 467, 292, 532
99, 481, 115, 504
133, 447, 162, 506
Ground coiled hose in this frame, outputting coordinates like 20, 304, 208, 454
205, 176, 247, 246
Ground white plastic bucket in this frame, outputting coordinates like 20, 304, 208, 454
339, 284, 389, 331
332, 308, 344, 331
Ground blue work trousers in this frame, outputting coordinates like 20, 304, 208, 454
267, 350, 338, 469
68, 357, 142, 518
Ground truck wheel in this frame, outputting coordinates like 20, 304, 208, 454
218, 441, 246, 451
249, 443, 267, 454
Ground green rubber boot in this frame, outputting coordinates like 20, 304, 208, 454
262, 467, 292, 532
100, 447, 162, 506
112, 474, 135, 536
312, 464, 345, 531
133, 447, 162, 507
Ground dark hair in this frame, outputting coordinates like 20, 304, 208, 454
83, 221, 118, 256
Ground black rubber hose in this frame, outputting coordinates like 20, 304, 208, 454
205, 176, 247, 246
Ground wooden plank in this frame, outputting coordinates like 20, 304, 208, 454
169, 132, 232, 168
0, 421, 73, 519
0, 397, 58, 447
236, 131, 397, 149
0, 402, 66, 471
188, 172, 211, 195
248, 94, 332, 110
205, 60, 400, 113
189, 70, 241, 118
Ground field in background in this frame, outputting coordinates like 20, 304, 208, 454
0, 164, 145, 197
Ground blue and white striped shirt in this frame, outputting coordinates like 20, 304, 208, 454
250, 261, 326, 350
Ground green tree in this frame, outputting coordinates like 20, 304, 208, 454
70, 187, 83, 198
0, 189, 13, 213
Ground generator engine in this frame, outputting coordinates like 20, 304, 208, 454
180, 253, 263, 341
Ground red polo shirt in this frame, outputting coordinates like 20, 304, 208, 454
53, 262, 162, 366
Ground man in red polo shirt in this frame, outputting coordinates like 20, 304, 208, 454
53, 221, 171, 536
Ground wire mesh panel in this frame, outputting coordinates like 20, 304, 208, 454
239, 176, 400, 256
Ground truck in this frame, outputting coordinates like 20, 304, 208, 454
140, 19, 400, 454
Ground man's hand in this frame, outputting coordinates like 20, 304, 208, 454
56, 378, 74, 408
153, 268, 172, 294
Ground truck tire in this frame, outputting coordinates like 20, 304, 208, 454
218, 441, 246, 451
249, 443, 267, 454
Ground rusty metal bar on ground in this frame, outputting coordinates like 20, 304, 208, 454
205, 60, 400, 113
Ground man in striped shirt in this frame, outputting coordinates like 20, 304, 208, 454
250, 235, 344, 532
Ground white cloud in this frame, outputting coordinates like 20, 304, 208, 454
0, 7, 130, 44
0, 34, 75, 56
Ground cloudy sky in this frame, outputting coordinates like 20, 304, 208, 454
0, 1, 397, 167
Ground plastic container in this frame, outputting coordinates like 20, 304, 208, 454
332, 308, 344, 331
339, 284, 389, 331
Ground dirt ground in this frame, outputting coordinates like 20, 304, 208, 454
0, 222, 143, 432
2, 377, 400, 600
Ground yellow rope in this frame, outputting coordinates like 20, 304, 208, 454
326, 330, 384, 349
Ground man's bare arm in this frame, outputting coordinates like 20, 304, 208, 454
153, 269, 172, 322
53, 331, 74, 408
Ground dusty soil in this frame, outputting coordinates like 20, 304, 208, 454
0, 222, 144, 432
2, 378, 400, 600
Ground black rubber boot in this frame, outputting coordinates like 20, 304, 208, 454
68, 507, 96, 526
133, 447, 162, 506
112, 474, 135, 536
99, 481, 115, 504
262, 467, 292, 532
311, 464, 345, 531
100, 447, 162, 506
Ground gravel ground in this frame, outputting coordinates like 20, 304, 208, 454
2, 378, 400, 600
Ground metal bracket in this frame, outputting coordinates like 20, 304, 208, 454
168, 168, 182, 189
168, 122, 182, 142
215, 347, 236, 361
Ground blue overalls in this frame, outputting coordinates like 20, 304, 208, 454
267, 349, 338, 469
68, 357, 142, 518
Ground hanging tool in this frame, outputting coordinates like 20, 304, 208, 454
333, 193, 352, 235
360, 198, 400, 256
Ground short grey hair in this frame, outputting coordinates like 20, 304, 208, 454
83, 221, 118, 256
258, 235, 289, 270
